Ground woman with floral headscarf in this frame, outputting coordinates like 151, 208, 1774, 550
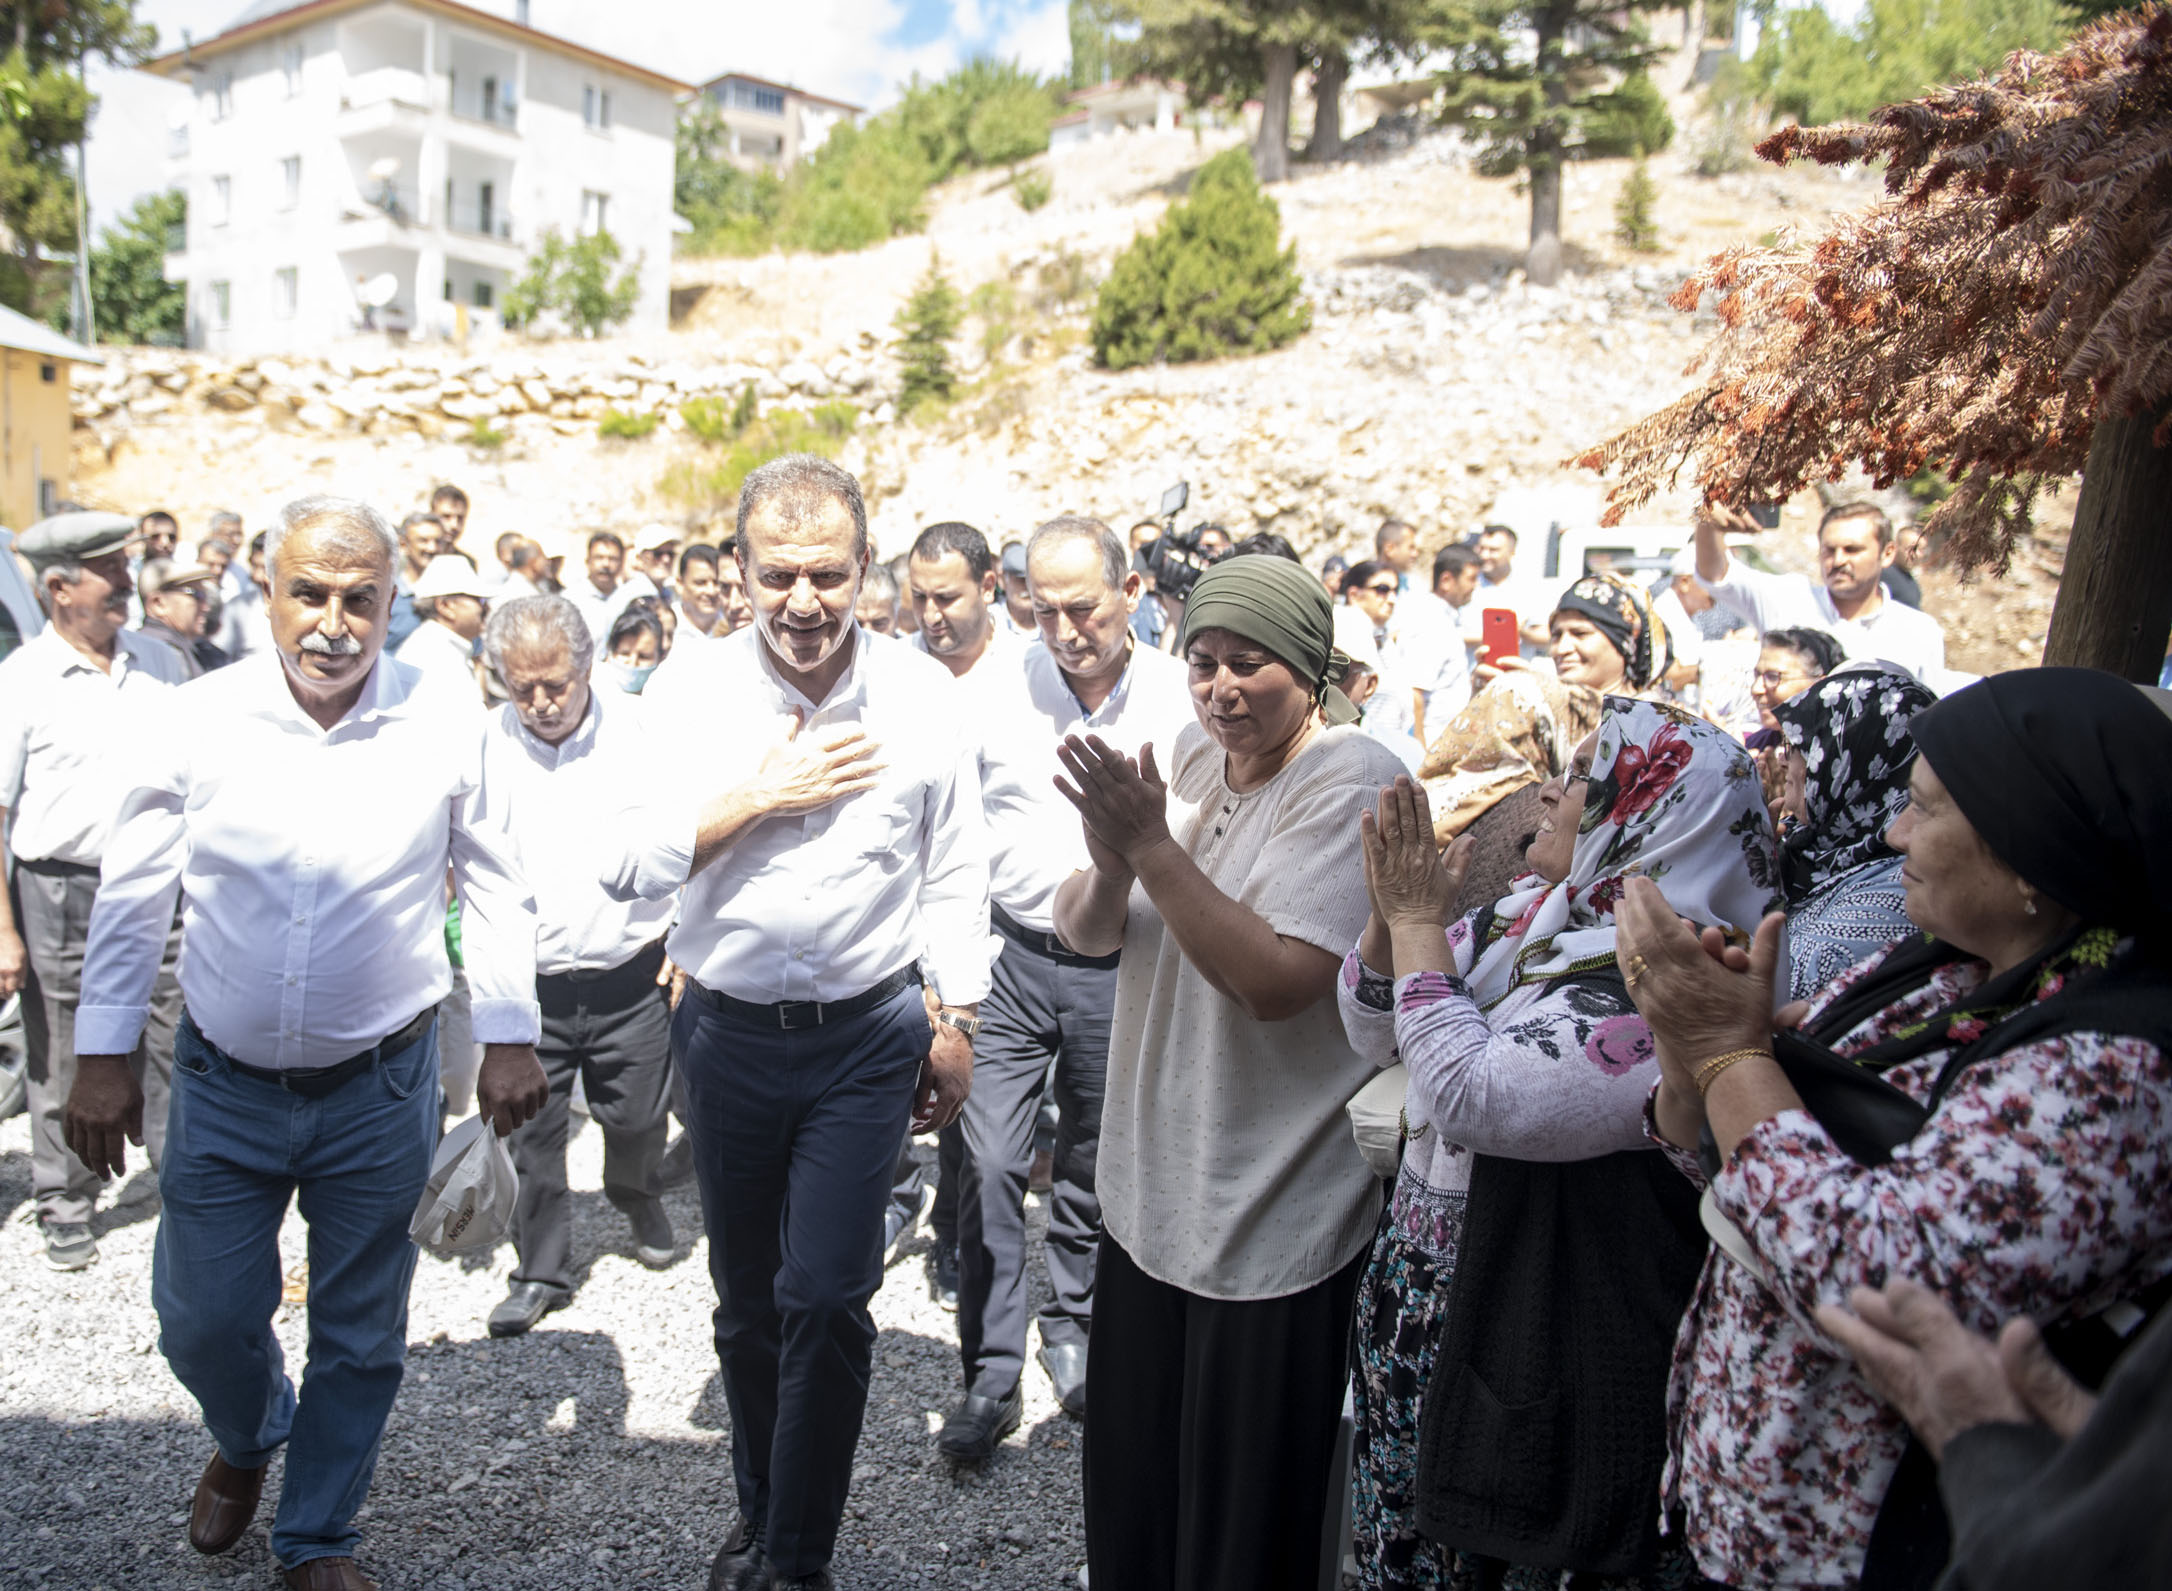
1340, 699, 1779, 1591
1769, 665, 1938, 1001
1417, 573, 1671, 845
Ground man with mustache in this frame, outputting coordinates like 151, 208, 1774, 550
630, 455, 992, 1591
936, 514, 1194, 1458
65, 495, 548, 1591
0, 512, 186, 1271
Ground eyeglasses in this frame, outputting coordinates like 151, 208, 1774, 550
1751, 668, 1808, 688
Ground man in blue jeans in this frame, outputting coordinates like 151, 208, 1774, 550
65, 496, 547, 1591
627, 455, 992, 1591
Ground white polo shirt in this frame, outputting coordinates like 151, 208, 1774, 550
1698, 551, 1947, 680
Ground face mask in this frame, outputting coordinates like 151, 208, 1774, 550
607, 658, 656, 694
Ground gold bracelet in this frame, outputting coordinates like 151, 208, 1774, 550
1694, 1047, 1772, 1097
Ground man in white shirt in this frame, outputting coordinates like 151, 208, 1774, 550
570, 530, 647, 660
65, 495, 548, 1591
856, 561, 901, 635
386, 511, 442, 653
1473, 523, 1551, 655
0, 512, 186, 1272
428, 482, 472, 562
939, 515, 1195, 1461
629, 456, 992, 1591
1374, 517, 1420, 592
672, 542, 730, 645
1693, 501, 1948, 680
479, 595, 679, 1338
997, 539, 1037, 637
394, 554, 489, 704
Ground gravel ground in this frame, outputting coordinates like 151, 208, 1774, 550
0, 1113, 1088, 1590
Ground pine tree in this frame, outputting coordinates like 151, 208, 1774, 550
894, 258, 963, 414
1578, 7, 2172, 679
1613, 158, 1659, 251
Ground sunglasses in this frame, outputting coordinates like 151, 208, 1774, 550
1361, 583, 1397, 596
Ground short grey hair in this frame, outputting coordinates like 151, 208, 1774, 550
398, 510, 444, 541
267, 495, 398, 578
858, 562, 899, 607
1026, 514, 1128, 593
735, 454, 868, 558
484, 594, 592, 677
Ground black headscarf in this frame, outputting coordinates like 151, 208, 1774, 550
1179, 554, 1360, 725
1909, 667, 2172, 933
1771, 663, 1938, 902
1550, 572, 1671, 690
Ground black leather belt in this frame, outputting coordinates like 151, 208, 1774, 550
537, 939, 667, 1009
15, 855, 98, 877
690, 964, 920, 1031
211, 1005, 438, 1099
993, 905, 1121, 969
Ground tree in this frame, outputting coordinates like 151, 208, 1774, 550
1427, 0, 1674, 285
1613, 158, 1658, 251
676, 99, 783, 254
1576, 9, 2172, 681
1749, 0, 2074, 127
1091, 146, 1310, 368
1069, 0, 1123, 88
965, 85, 1053, 169
894, 258, 962, 414
86, 187, 181, 342
503, 228, 642, 337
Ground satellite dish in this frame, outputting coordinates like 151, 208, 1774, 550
358, 273, 400, 309
367, 155, 402, 182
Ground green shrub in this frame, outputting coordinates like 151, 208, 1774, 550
731, 379, 759, 435
1584, 69, 1675, 159
465, 416, 508, 449
1614, 159, 1661, 251
966, 84, 1054, 168
503, 228, 642, 337
778, 121, 933, 253
681, 381, 762, 444
1751, 0, 2073, 126
659, 404, 859, 511
1090, 148, 1311, 371
1037, 247, 1094, 311
968, 279, 1020, 358
677, 103, 787, 255
598, 407, 659, 439
895, 259, 963, 414
1013, 168, 1053, 212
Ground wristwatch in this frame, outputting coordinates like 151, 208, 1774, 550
935, 1008, 982, 1039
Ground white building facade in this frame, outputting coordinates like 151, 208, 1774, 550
154, 0, 687, 354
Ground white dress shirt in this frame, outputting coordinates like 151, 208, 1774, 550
628, 625, 994, 1006
1475, 570, 1549, 659
978, 640, 1197, 934
483, 692, 676, 976
0, 628, 184, 865
76, 651, 540, 1070
571, 575, 649, 659
396, 618, 484, 705
911, 621, 1028, 695
1697, 550, 1948, 680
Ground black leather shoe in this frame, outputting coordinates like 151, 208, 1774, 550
658, 1133, 696, 1188
487, 1281, 570, 1338
767, 1572, 833, 1590
928, 1238, 958, 1310
1038, 1340, 1088, 1418
707, 1516, 766, 1591
936, 1385, 1023, 1463
624, 1194, 675, 1269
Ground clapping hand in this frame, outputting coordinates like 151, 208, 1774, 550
1614, 878, 1787, 1095
1360, 779, 1470, 931
1054, 735, 1172, 871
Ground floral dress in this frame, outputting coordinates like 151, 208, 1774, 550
1652, 941, 2172, 1588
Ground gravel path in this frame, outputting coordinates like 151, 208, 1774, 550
0, 1113, 1088, 1590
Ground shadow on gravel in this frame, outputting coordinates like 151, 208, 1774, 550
0, 1145, 29, 1228
1340, 240, 1605, 287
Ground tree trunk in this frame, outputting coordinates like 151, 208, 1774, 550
1306, 47, 1348, 163
1682, 0, 1709, 89
1255, 42, 1296, 183
1525, 0, 1573, 286
2042, 400, 2172, 681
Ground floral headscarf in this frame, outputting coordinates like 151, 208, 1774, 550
1459, 697, 1782, 1010
1770, 663, 1937, 903
1550, 571, 1673, 690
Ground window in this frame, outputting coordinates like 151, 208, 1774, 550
580, 189, 608, 236
583, 83, 611, 130
443, 277, 454, 301
472, 281, 493, 309
481, 74, 499, 123
39, 362, 55, 383
211, 174, 231, 227
38, 477, 57, 518
280, 156, 300, 209
283, 43, 304, 95
274, 266, 298, 318
211, 72, 233, 119
732, 81, 785, 115
478, 180, 494, 236
211, 280, 231, 327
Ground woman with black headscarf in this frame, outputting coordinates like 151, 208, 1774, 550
1613, 667, 2172, 1591
1052, 554, 1411, 1591
1770, 664, 1939, 1001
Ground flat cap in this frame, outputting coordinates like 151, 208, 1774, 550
1000, 541, 1027, 578
139, 558, 217, 599
18, 510, 140, 566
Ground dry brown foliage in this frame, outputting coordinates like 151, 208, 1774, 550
1576, 7, 2172, 571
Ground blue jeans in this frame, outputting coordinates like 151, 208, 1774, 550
154, 1012, 440, 1568
674, 982, 928, 1579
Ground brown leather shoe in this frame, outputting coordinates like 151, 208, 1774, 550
187, 1451, 265, 1555
283, 1558, 378, 1591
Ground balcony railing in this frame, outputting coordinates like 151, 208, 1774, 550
444, 199, 513, 240
449, 96, 519, 130
165, 223, 187, 254
350, 184, 427, 227
341, 65, 430, 113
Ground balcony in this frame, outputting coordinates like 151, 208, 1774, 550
338, 66, 432, 138
337, 185, 430, 251
444, 198, 514, 242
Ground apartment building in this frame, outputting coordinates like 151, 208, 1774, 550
695, 72, 860, 169
153, 0, 689, 353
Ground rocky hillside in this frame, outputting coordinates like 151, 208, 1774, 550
72, 123, 2065, 676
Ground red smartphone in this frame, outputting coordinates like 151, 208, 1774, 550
1481, 607, 1519, 667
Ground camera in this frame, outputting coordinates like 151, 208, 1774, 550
1137, 480, 1228, 603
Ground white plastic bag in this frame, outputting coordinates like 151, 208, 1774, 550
1346, 1064, 1409, 1180
409, 1115, 519, 1254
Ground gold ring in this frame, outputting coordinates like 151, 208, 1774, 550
1623, 953, 1647, 984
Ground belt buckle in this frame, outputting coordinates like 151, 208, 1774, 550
777, 1000, 823, 1031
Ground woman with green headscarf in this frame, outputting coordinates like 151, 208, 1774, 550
1050, 554, 1409, 1591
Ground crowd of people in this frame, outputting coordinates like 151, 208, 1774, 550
0, 461, 2167, 1591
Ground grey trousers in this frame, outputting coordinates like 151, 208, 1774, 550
17, 859, 183, 1224
508, 943, 673, 1295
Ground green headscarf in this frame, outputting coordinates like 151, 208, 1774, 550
1177, 554, 1361, 726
